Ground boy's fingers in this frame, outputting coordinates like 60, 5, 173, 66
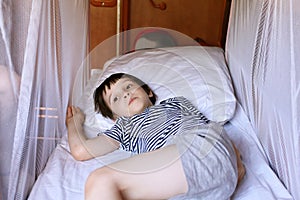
74, 106, 81, 113
67, 106, 79, 119
66, 106, 73, 126
74, 107, 83, 116
71, 106, 77, 115
67, 106, 72, 115
66, 107, 71, 117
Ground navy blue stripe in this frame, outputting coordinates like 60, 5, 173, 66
104, 97, 209, 153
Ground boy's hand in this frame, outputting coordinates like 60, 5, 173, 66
66, 106, 85, 127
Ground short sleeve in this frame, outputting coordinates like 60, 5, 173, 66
103, 120, 124, 143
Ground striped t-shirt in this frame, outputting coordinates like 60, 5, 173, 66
103, 96, 209, 154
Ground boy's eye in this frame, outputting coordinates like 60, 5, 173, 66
126, 84, 132, 90
113, 96, 119, 102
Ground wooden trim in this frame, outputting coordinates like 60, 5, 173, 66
221, 0, 232, 48
120, 0, 130, 54
121, 0, 129, 32
90, 0, 117, 7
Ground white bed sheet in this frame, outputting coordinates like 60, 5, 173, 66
28, 103, 292, 200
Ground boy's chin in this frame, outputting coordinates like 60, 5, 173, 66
128, 106, 146, 116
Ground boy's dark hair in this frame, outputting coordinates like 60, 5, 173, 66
93, 73, 157, 119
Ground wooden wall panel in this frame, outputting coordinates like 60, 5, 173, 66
89, 0, 230, 68
128, 0, 227, 47
89, 4, 118, 68
89, 5, 117, 51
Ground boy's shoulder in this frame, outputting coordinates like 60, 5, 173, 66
159, 96, 188, 104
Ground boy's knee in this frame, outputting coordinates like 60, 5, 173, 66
86, 166, 115, 187
85, 167, 125, 199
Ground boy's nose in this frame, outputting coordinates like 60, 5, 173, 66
124, 92, 130, 98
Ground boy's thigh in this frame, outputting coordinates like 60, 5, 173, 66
106, 145, 188, 199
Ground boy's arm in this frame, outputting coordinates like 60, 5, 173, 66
67, 106, 119, 161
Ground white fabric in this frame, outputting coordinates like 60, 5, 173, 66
0, 66, 20, 200
28, 103, 293, 200
2, 0, 298, 199
226, 0, 300, 199
0, 0, 88, 199
74, 69, 114, 138
77, 46, 237, 139
29, 47, 291, 199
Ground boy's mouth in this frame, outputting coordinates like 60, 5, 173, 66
129, 97, 136, 105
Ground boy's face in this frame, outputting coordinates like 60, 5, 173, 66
102, 77, 153, 120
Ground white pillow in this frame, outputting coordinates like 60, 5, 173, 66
79, 46, 236, 138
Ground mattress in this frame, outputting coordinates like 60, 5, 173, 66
28, 103, 292, 199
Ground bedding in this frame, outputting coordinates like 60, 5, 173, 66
79, 46, 237, 138
29, 46, 292, 199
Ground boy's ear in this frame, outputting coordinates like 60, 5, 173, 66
112, 113, 119, 121
148, 91, 154, 97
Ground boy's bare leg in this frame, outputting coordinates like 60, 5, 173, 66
233, 144, 246, 185
85, 145, 188, 200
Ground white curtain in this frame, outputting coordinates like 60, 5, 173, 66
226, 0, 300, 199
0, 0, 89, 199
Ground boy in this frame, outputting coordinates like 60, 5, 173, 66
67, 73, 244, 200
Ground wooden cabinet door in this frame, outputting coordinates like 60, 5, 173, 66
89, 0, 230, 68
